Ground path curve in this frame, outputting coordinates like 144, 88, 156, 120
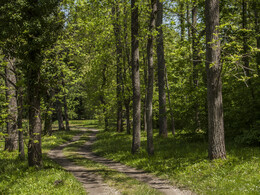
78, 128, 195, 195
47, 132, 120, 195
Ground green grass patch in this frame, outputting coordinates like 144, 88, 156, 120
92, 129, 260, 195
0, 129, 86, 195
63, 133, 162, 195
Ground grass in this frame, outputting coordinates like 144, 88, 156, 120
88, 121, 260, 195
63, 132, 162, 195
0, 126, 86, 195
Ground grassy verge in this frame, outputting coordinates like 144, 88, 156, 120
88, 122, 260, 195
63, 132, 162, 195
0, 128, 86, 195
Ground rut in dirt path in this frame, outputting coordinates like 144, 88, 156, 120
47, 132, 120, 195
78, 128, 195, 195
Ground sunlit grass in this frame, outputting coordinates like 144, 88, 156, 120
91, 127, 260, 195
0, 129, 86, 195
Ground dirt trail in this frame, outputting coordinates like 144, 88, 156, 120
48, 133, 120, 195
48, 128, 195, 195
78, 128, 194, 195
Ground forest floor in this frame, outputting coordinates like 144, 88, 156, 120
48, 126, 194, 195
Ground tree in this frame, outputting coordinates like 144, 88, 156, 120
146, 0, 156, 155
112, 2, 124, 133
205, 0, 226, 160
4, 58, 18, 152
131, 0, 141, 153
156, 0, 167, 137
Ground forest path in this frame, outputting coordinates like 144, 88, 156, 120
48, 131, 120, 195
48, 127, 194, 195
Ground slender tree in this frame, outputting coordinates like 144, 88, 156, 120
131, 0, 141, 153
156, 0, 167, 137
146, 0, 156, 155
205, 0, 226, 160
112, 2, 123, 133
4, 58, 18, 152
192, 0, 201, 129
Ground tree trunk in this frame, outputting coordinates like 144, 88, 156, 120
131, 0, 141, 153
165, 65, 175, 135
143, 52, 147, 132
17, 81, 25, 160
56, 99, 65, 131
27, 68, 42, 167
4, 58, 18, 152
44, 90, 54, 135
205, 0, 226, 160
44, 111, 52, 135
254, 1, 260, 75
146, 0, 156, 155
113, 3, 123, 133
125, 98, 131, 135
61, 77, 70, 131
192, 0, 201, 130
156, 0, 167, 137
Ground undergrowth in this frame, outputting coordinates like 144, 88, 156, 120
92, 128, 260, 195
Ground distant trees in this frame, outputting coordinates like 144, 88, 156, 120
0, 0, 259, 165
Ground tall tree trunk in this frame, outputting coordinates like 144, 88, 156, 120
4, 58, 18, 152
27, 68, 42, 167
113, 3, 123, 133
205, 0, 226, 160
131, 0, 141, 153
44, 111, 52, 135
17, 79, 25, 160
56, 99, 65, 131
123, 1, 131, 135
156, 0, 167, 137
254, 1, 260, 75
61, 76, 70, 131
192, 0, 201, 130
63, 95, 70, 131
165, 65, 175, 135
146, 0, 156, 155
125, 98, 131, 134
100, 64, 108, 131
44, 90, 54, 135
242, 0, 250, 78
143, 52, 147, 132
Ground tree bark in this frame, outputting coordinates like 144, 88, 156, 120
146, 0, 156, 155
61, 77, 70, 131
56, 99, 65, 131
131, 0, 141, 153
156, 0, 167, 137
4, 58, 18, 152
17, 80, 25, 160
113, 3, 123, 133
254, 1, 260, 75
165, 65, 175, 135
192, 0, 201, 130
205, 0, 226, 160
27, 68, 42, 167
43, 90, 54, 135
